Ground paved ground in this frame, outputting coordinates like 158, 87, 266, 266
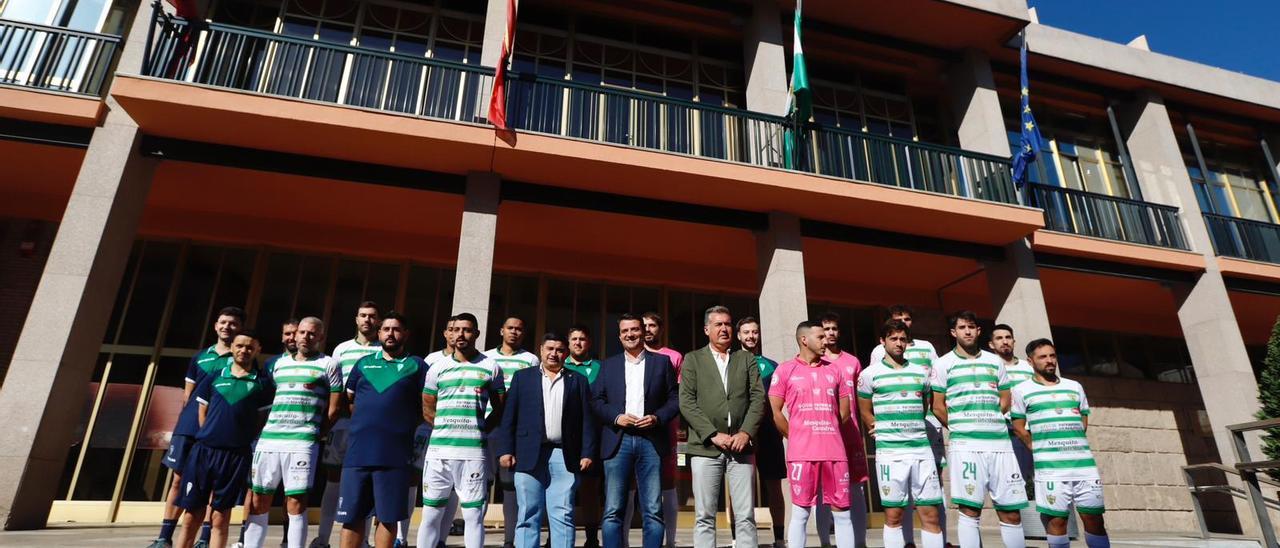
0, 525, 1263, 547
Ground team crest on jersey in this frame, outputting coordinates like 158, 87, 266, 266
882, 486, 890, 496
915, 391, 923, 397
1072, 408, 1081, 415
1046, 494, 1056, 505
965, 484, 975, 495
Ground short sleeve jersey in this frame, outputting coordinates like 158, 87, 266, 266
931, 349, 1012, 452
564, 356, 603, 384
257, 353, 343, 451
999, 358, 1036, 391
175, 346, 234, 436
856, 358, 933, 459
424, 353, 505, 461
194, 367, 274, 449
344, 352, 427, 467
484, 348, 540, 391
828, 351, 865, 453
424, 350, 449, 369
768, 357, 850, 462
333, 338, 383, 380
263, 352, 288, 376
1011, 378, 1097, 480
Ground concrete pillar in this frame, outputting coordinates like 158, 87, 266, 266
743, 0, 789, 117
946, 49, 1054, 350
451, 172, 500, 350
1118, 92, 1262, 465
755, 212, 808, 361
947, 49, 1010, 157
0, 0, 159, 530
985, 241, 1054, 352
480, 0, 518, 68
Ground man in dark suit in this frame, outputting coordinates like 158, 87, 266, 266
591, 313, 680, 548
494, 332, 597, 548
680, 306, 766, 548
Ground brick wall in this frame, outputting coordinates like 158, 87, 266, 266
0, 218, 57, 385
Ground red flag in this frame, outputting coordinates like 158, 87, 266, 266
488, 0, 517, 131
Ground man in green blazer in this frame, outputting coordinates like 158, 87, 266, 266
679, 305, 766, 548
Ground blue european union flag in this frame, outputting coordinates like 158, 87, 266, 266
1012, 32, 1043, 187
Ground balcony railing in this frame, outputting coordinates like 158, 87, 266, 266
0, 18, 120, 96
1204, 213, 1280, 264
1024, 183, 1190, 250
142, 11, 1018, 204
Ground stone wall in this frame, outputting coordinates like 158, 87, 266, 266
1077, 376, 1233, 533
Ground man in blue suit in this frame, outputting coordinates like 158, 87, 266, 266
494, 333, 598, 548
591, 313, 680, 548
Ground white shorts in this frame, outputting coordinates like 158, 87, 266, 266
422, 459, 489, 510
252, 446, 320, 497
1036, 478, 1105, 518
322, 419, 350, 467
948, 450, 1029, 512
411, 424, 432, 470
876, 456, 944, 508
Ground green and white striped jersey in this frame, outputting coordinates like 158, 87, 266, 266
856, 358, 933, 459
257, 353, 342, 451
1010, 377, 1097, 480
333, 338, 382, 380
870, 339, 938, 373
1000, 358, 1035, 391
423, 353, 505, 461
931, 348, 1012, 452
483, 348, 539, 390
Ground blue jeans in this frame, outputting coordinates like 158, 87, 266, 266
514, 446, 578, 548
603, 434, 663, 548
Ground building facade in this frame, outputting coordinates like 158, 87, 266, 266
0, 0, 1278, 537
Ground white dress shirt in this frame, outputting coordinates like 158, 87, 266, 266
710, 346, 731, 423
541, 367, 565, 443
624, 350, 646, 419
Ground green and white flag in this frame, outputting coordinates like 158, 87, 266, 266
783, 0, 810, 169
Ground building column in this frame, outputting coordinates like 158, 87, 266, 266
755, 212, 808, 361
480, 0, 517, 68
743, 0, 788, 117
1118, 92, 1262, 465
451, 172, 500, 350
0, 1, 160, 530
946, 49, 1054, 348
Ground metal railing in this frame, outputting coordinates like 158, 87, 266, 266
1183, 462, 1280, 543
1204, 213, 1280, 264
0, 18, 120, 95
144, 11, 493, 123
141, 10, 1020, 204
1023, 183, 1190, 250
1183, 418, 1280, 547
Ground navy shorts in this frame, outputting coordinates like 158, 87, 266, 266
178, 443, 251, 511
337, 466, 411, 525
163, 434, 194, 472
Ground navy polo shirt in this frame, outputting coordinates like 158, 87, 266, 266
174, 346, 234, 436
344, 352, 427, 468
194, 367, 275, 449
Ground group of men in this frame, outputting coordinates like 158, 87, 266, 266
146, 300, 1110, 548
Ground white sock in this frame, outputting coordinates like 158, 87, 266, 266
787, 505, 811, 548
503, 489, 518, 543
815, 504, 833, 546
850, 484, 867, 547
287, 513, 306, 548
999, 520, 1025, 548
1085, 532, 1111, 548
957, 514, 981, 548
1047, 534, 1070, 548
883, 525, 905, 548
243, 513, 269, 548
418, 505, 445, 548
830, 510, 854, 548
462, 506, 485, 548
921, 529, 944, 548
317, 480, 340, 544
663, 488, 678, 546
901, 502, 915, 544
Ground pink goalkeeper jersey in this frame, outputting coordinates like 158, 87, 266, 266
769, 357, 851, 462
828, 351, 869, 482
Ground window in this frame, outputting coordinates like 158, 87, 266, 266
1186, 140, 1280, 223
812, 80, 917, 139
1049, 326, 1194, 383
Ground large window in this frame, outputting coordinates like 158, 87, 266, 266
1050, 326, 1195, 384
60, 240, 457, 509
1186, 142, 1279, 223
812, 81, 917, 140
1003, 114, 1134, 198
